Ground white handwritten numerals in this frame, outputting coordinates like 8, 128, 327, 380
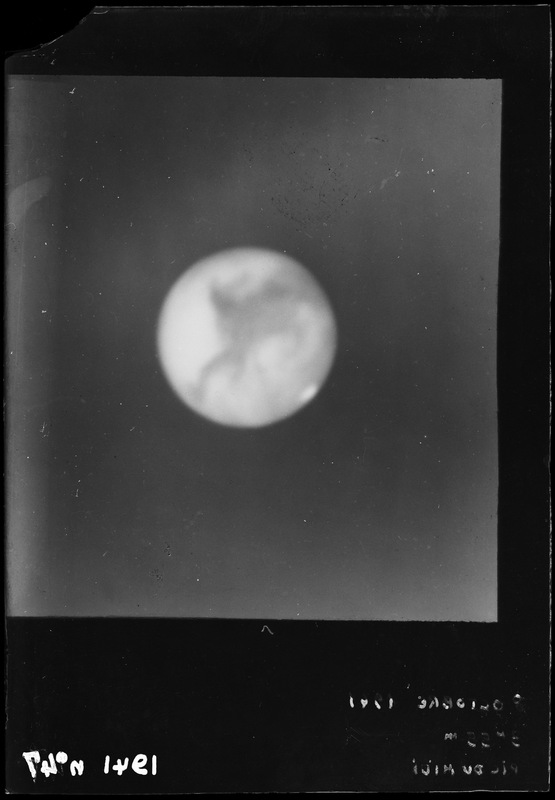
22, 751, 84, 779
104, 754, 157, 776
349, 693, 394, 710
455, 730, 520, 749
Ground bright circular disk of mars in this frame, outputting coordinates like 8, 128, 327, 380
156, 248, 337, 428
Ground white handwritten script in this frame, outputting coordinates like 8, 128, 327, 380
348, 692, 525, 780
22, 751, 157, 781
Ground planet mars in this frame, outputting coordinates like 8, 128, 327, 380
156, 248, 337, 427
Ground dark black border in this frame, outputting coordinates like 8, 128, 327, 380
5, 6, 551, 793
3, 6, 550, 81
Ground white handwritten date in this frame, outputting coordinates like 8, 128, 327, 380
22, 751, 157, 780
104, 754, 157, 776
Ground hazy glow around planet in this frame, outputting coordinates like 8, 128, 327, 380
157, 248, 337, 427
